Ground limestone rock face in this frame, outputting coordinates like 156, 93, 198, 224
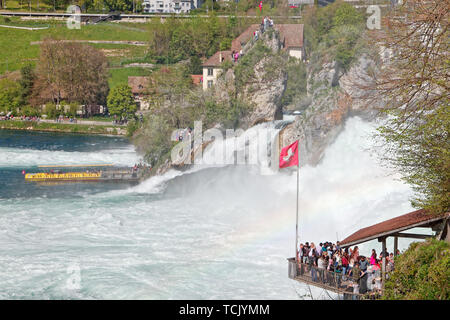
280, 54, 382, 166
213, 30, 287, 129
240, 57, 287, 128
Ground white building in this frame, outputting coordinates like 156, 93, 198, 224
142, 0, 202, 14
201, 51, 231, 91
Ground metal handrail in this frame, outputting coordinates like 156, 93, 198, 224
288, 258, 385, 300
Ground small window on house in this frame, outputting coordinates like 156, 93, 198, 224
207, 68, 213, 76
207, 80, 213, 88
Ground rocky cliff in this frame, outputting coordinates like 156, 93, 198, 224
279, 54, 382, 166
151, 29, 383, 174
212, 30, 287, 129
212, 30, 382, 166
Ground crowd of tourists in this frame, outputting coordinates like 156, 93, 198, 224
56, 115, 77, 123
0, 113, 41, 121
254, 16, 274, 41
231, 49, 243, 63
297, 241, 399, 297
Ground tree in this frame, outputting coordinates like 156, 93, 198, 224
0, 78, 22, 113
102, 0, 133, 11
369, 0, 449, 214
107, 85, 137, 119
19, 64, 35, 105
41, 0, 71, 10
132, 114, 173, 168
32, 39, 109, 106
383, 239, 450, 300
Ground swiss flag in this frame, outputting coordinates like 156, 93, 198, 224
279, 140, 299, 169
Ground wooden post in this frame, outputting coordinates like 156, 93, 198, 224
382, 237, 386, 290
394, 236, 398, 257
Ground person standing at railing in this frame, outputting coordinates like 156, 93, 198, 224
370, 249, 377, 265
372, 259, 382, 291
359, 256, 369, 294
309, 243, 318, 282
317, 254, 326, 283
341, 252, 349, 279
350, 262, 364, 300
297, 244, 304, 275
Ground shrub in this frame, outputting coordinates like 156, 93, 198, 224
20, 106, 40, 117
383, 238, 450, 300
0, 78, 22, 113
44, 103, 60, 119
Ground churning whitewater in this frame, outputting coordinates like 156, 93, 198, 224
0, 117, 415, 299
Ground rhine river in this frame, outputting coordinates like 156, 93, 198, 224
0, 119, 417, 299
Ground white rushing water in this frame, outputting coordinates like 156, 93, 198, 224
0, 145, 140, 168
0, 117, 418, 299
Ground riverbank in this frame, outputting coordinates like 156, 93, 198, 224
0, 120, 127, 136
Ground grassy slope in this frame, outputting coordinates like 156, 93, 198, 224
0, 17, 152, 88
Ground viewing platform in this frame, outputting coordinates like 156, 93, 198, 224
287, 209, 450, 299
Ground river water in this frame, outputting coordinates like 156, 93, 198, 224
0, 118, 418, 299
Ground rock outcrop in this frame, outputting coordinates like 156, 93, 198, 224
280, 54, 382, 166
239, 56, 286, 127
213, 30, 287, 129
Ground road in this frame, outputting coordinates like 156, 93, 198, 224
0, 11, 302, 20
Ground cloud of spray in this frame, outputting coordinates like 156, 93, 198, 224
136, 117, 415, 256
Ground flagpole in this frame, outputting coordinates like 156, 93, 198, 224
295, 140, 299, 266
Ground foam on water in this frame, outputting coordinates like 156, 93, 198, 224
0, 117, 418, 299
0, 146, 141, 168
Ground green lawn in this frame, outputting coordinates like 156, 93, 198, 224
1, 0, 54, 12
108, 67, 152, 89
0, 16, 152, 88
0, 17, 151, 73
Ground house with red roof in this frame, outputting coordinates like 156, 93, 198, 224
201, 50, 233, 91
201, 24, 304, 90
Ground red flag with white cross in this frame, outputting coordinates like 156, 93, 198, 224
279, 140, 299, 169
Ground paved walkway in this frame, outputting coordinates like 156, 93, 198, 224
12, 119, 126, 126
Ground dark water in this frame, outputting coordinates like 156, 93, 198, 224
0, 129, 140, 200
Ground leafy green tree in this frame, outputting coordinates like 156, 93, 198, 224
383, 239, 450, 300
372, 0, 449, 214
107, 85, 137, 119
19, 64, 35, 105
0, 78, 22, 113
42, 0, 71, 10
20, 106, 40, 117
188, 55, 202, 75
103, 0, 133, 12
332, 2, 364, 27
132, 114, 173, 168
44, 103, 60, 119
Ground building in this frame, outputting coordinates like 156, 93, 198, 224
128, 76, 150, 111
191, 74, 203, 86
202, 51, 232, 91
275, 24, 305, 60
142, 0, 202, 14
202, 24, 304, 90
